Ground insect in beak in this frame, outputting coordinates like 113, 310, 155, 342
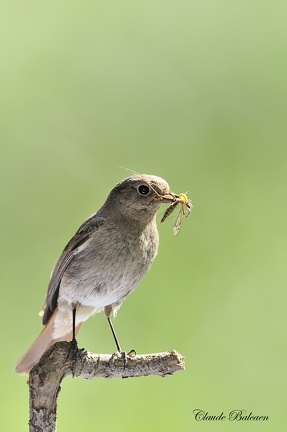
161, 192, 193, 236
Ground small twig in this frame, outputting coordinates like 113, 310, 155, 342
28, 341, 185, 432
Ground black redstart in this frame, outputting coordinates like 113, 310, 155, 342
15, 174, 183, 374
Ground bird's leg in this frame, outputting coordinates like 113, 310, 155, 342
104, 305, 122, 352
72, 307, 77, 343
67, 307, 78, 376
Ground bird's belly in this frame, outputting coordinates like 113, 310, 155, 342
54, 266, 142, 338
53, 225, 158, 339
58, 237, 155, 310
60, 270, 140, 309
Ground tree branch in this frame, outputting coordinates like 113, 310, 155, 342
28, 341, 185, 432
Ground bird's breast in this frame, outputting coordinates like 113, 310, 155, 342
59, 222, 159, 309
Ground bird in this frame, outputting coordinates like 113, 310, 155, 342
14, 173, 179, 374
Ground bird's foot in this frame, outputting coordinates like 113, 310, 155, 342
111, 348, 137, 374
127, 349, 137, 357
66, 338, 81, 377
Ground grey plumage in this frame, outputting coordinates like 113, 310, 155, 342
15, 174, 178, 374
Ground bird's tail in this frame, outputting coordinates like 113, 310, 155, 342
14, 307, 82, 375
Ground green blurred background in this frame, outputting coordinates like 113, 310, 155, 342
1, 1, 287, 431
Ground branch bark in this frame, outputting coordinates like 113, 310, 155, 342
28, 341, 185, 432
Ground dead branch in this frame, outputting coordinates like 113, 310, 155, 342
28, 341, 185, 432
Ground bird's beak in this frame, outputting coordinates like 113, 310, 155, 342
158, 192, 178, 203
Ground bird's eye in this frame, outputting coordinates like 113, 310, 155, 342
137, 184, 150, 196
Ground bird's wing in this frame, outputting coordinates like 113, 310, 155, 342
41, 214, 104, 324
